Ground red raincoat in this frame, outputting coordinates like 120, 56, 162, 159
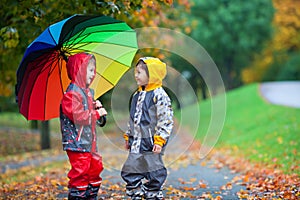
60, 53, 103, 193
60, 53, 100, 152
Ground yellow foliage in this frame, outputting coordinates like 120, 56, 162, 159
242, 50, 274, 83
0, 27, 19, 48
0, 81, 12, 97
242, 0, 300, 83
129, 0, 190, 60
131, 0, 190, 27
184, 26, 191, 34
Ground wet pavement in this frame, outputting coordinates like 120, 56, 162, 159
2, 81, 299, 199
260, 81, 300, 108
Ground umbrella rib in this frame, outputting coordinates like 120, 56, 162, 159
64, 18, 126, 45
96, 72, 115, 86
64, 30, 136, 49
47, 27, 58, 46
58, 59, 68, 95
23, 52, 58, 120
64, 29, 87, 50
43, 63, 51, 120
95, 66, 130, 87
67, 41, 137, 53
98, 52, 135, 67
64, 41, 137, 68
63, 31, 137, 66
84, 43, 137, 71
68, 40, 137, 50
43, 54, 63, 120
27, 28, 57, 51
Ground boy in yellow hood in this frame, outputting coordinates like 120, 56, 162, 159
121, 57, 174, 199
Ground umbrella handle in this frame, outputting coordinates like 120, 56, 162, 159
97, 116, 106, 127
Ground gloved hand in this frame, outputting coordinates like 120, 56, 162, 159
96, 107, 107, 127
96, 107, 107, 116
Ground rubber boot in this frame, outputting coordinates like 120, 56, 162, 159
68, 188, 86, 200
86, 184, 100, 200
126, 186, 144, 200
144, 190, 164, 200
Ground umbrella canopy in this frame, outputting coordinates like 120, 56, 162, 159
15, 14, 138, 121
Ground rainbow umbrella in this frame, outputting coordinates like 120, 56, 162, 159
15, 14, 138, 120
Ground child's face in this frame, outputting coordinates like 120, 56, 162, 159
135, 64, 149, 86
86, 60, 96, 86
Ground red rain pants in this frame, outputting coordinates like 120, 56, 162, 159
66, 151, 104, 190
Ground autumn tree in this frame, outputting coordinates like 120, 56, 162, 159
0, 0, 190, 149
190, 0, 274, 90
242, 0, 300, 83
0, 0, 189, 101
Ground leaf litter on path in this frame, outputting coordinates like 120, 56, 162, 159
1, 128, 300, 199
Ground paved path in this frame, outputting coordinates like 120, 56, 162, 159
260, 81, 300, 108
96, 126, 246, 199
85, 81, 300, 199
1, 126, 246, 199
2, 81, 299, 199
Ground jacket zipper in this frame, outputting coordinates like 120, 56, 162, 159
77, 126, 83, 141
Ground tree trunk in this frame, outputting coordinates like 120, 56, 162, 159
223, 57, 233, 90
30, 120, 38, 129
200, 83, 207, 100
41, 121, 50, 149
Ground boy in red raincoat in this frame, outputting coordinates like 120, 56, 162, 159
60, 53, 107, 200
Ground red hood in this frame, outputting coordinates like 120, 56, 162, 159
67, 53, 95, 88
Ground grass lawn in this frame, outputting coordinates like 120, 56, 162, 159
0, 112, 116, 157
0, 112, 31, 129
179, 83, 300, 175
0, 112, 61, 132
0, 110, 117, 133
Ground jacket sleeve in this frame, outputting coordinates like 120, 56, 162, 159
124, 115, 133, 141
124, 91, 137, 141
61, 91, 100, 126
153, 88, 174, 146
123, 125, 130, 141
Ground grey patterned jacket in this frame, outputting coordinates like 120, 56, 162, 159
125, 87, 174, 154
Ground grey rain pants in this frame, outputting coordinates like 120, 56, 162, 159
121, 152, 167, 191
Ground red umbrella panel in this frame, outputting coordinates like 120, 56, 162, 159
18, 51, 70, 120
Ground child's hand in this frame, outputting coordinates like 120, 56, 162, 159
94, 100, 102, 109
97, 108, 107, 117
125, 140, 130, 150
152, 144, 162, 154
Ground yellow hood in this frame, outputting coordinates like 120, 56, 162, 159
138, 57, 166, 91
